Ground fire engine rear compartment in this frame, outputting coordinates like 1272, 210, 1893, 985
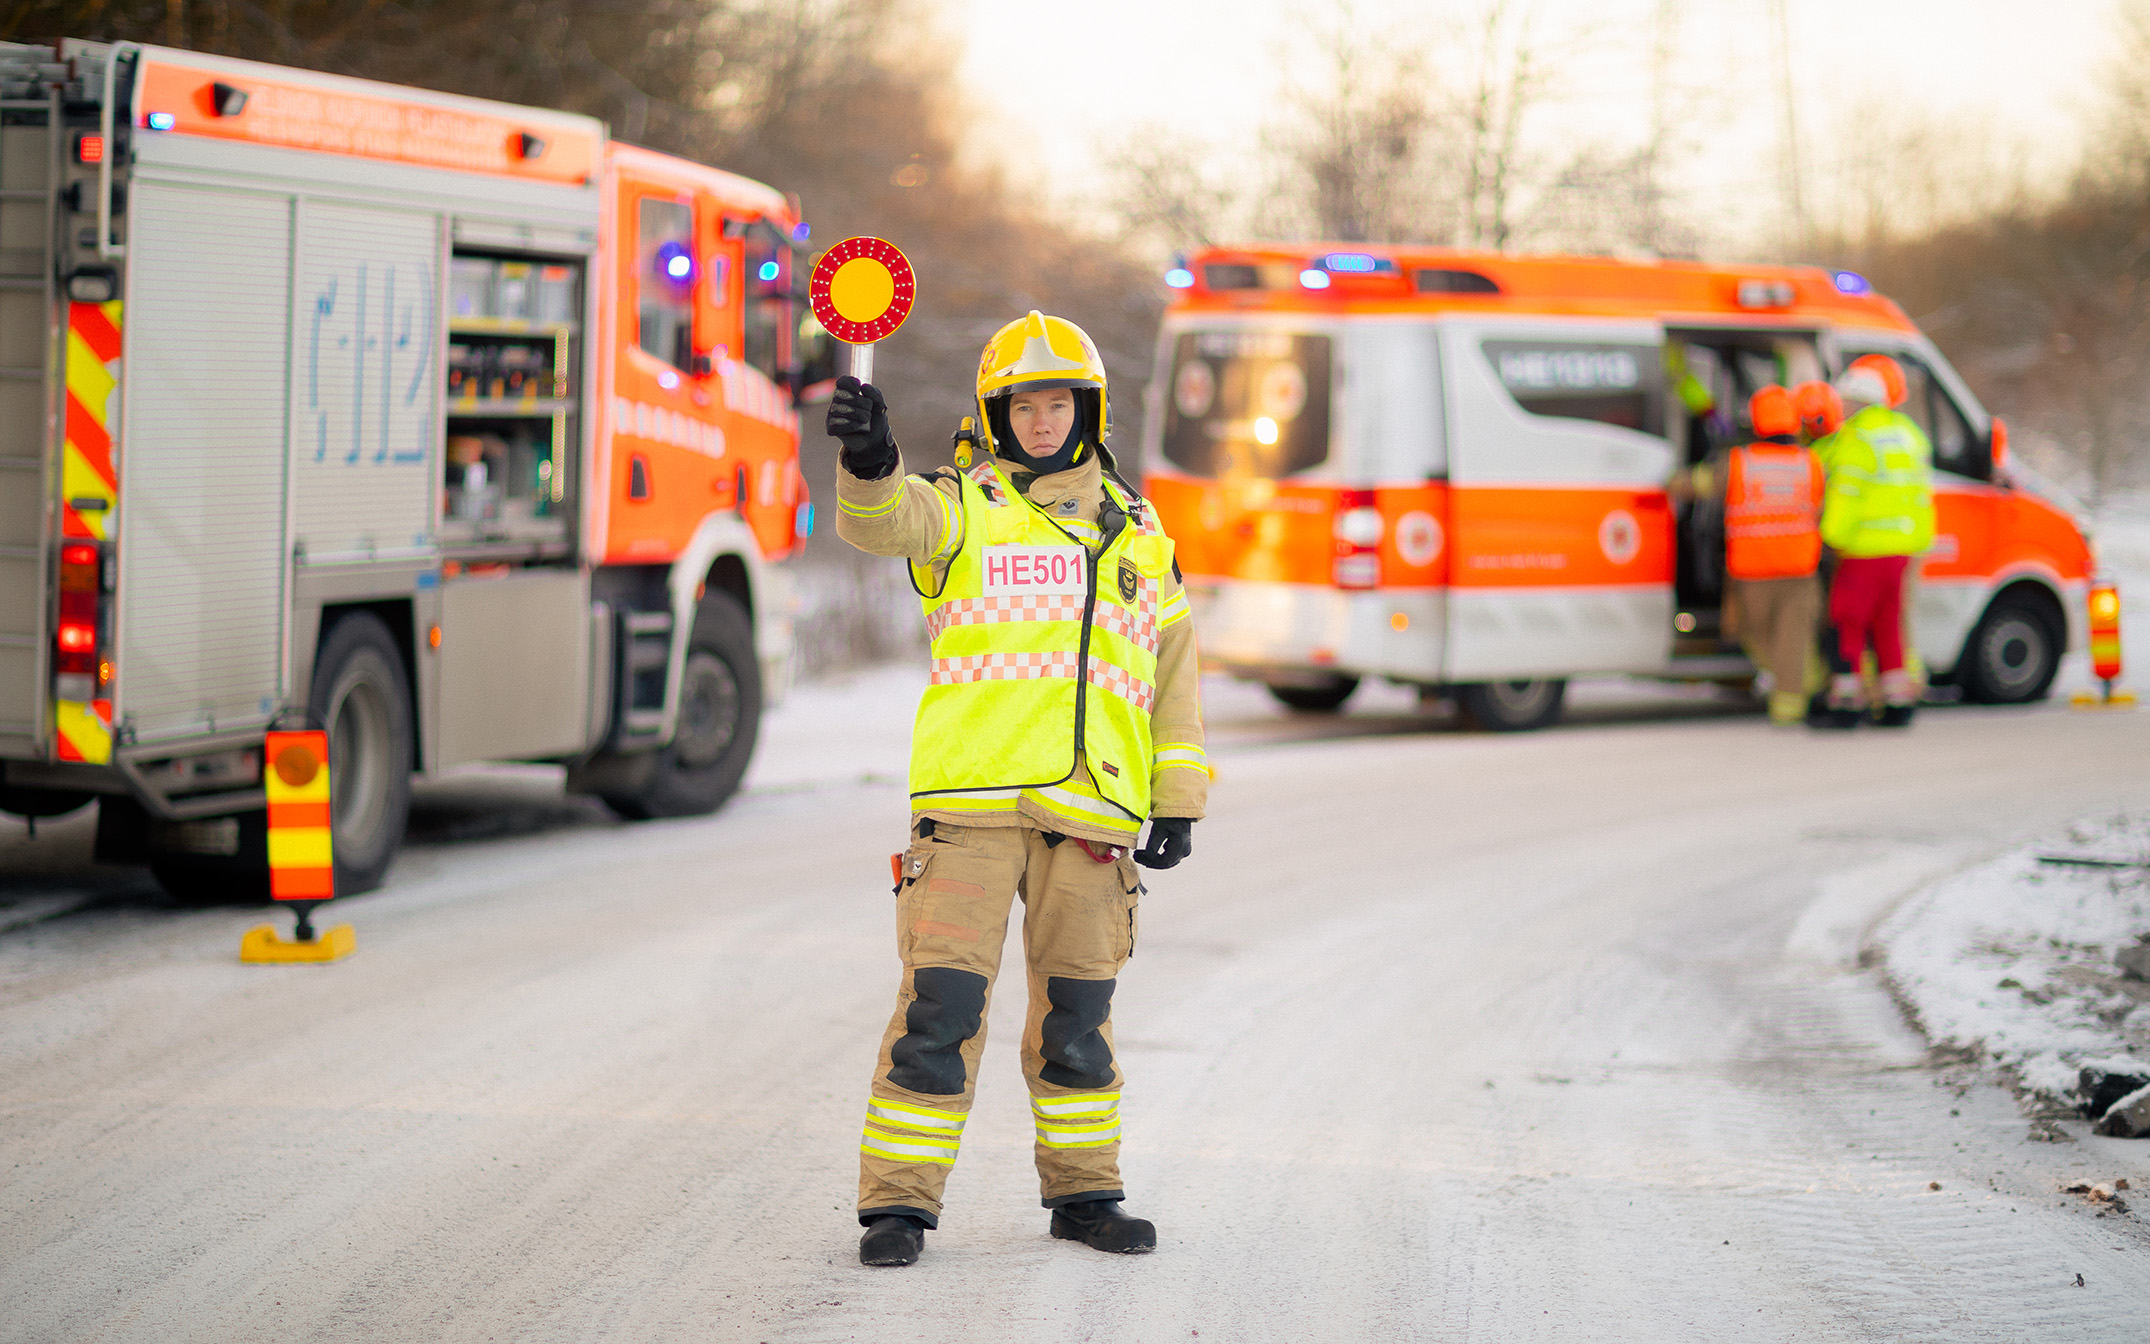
117, 147, 603, 776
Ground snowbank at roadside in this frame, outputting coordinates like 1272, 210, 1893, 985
1876, 812, 2150, 1105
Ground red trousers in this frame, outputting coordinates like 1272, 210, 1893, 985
1830, 554, 1910, 673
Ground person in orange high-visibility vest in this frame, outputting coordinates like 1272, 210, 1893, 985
1721, 386, 1827, 725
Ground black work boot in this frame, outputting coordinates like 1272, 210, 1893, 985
1050, 1198, 1156, 1254
1875, 703, 1916, 727
858, 1215, 926, 1267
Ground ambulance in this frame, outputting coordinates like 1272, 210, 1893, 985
1144, 245, 2094, 728
0, 40, 831, 896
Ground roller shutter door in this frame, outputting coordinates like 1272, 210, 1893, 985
117, 183, 290, 743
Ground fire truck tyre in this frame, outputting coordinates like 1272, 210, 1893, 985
1266, 675, 1361, 712
604, 592, 761, 820
1456, 679, 1567, 732
1960, 595, 2062, 705
308, 611, 413, 895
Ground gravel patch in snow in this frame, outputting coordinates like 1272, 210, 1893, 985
1877, 812, 2150, 1110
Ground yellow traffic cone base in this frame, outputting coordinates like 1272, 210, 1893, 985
240, 921, 356, 964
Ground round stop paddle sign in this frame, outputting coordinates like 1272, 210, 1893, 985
809, 237, 916, 345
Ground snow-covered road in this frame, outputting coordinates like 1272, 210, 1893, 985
5, 675, 2149, 1342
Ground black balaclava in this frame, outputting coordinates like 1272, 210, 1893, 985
989, 387, 1100, 479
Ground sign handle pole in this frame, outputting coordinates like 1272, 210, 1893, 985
850, 342, 874, 385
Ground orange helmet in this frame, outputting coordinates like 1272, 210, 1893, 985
1793, 380, 1843, 438
1747, 385, 1798, 439
1845, 353, 1908, 408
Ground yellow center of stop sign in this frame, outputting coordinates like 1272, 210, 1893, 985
829, 257, 896, 325
809, 237, 916, 345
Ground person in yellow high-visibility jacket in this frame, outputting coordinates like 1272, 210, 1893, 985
1815, 355, 1935, 727
828, 311, 1207, 1267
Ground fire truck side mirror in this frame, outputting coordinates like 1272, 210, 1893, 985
1988, 416, 2010, 480
690, 353, 715, 377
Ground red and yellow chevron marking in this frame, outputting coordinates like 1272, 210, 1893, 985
265, 730, 335, 900
54, 697, 112, 763
63, 301, 122, 541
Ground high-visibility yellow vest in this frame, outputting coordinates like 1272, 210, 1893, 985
1724, 441, 1824, 580
909, 460, 1176, 823
1819, 406, 1935, 558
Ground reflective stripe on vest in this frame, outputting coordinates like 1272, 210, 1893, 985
908, 460, 1175, 820
1724, 444, 1823, 580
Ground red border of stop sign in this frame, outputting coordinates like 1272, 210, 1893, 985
809, 237, 916, 344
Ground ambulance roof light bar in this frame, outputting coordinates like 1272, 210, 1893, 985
1736, 279, 1795, 309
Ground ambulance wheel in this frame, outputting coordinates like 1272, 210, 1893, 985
307, 611, 413, 896
1267, 675, 1360, 712
1456, 679, 1567, 732
602, 591, 761, 820
1960, 594, 2061, 704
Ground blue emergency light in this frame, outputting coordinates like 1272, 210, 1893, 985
1322, 252, 1380, 273
1832, 270, 1871, 295
792, 222, 811, 243
758, 260, 781, 282
1299, 269, 1331, 290
657, 241, 694, 283
145, 111, 176, 131
1165, 268, 1194, 289
796, 501, 815, 537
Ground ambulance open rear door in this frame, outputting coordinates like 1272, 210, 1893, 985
1437, 319, 1677, 682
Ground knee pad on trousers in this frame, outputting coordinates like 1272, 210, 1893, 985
1039, 976, 1117, 1089
887, 967, 988, 1095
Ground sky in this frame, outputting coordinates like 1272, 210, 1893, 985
950, 0, 2123, 252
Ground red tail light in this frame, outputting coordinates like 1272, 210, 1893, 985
54, 542, 103, 685
1333, 488, 1383, 589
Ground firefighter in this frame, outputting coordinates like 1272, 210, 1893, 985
827, 311, 1207, 1267
1722, 386, 1826, 725
1815, 354, 1935, 728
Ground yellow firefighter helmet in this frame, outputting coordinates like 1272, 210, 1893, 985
974, 310, 1109, 455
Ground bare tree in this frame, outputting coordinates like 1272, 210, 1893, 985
1258, 4, 1441, 243
1102, 130, 1242, 256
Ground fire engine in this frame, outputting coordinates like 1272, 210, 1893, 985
1146, 245, 2097, 729
0, 41, 830, 896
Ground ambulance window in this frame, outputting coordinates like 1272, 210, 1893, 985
637, 198, 695, 370
1416, 268, 1500, 294
1481, 339, 1662, 434
1161, 331, 1332, 478
1203, 264, 1260, 291
1898, 356, 1980, 478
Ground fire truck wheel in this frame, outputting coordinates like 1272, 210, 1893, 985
1456, 679, 1567, 732
307, 611, 414, 895
1266, 675, 1360, 712
1960, 594, 2062, 704
602, 591, 761, 820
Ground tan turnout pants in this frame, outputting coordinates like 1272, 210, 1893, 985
857, 820, 1143, 1227
1728, 574, 1824, 713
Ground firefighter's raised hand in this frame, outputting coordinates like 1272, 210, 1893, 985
828, 375, 899, 479
1134, 816, 1194, 870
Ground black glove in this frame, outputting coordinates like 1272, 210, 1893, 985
827, 375, 898, 479
1134, 816, 1194, 870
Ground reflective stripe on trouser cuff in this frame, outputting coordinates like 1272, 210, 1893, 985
869, 1098, 969, 1133
861, 1098, 968, 1165
1032, 1092, 1121, 1148
862, 1125, 961, 1165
